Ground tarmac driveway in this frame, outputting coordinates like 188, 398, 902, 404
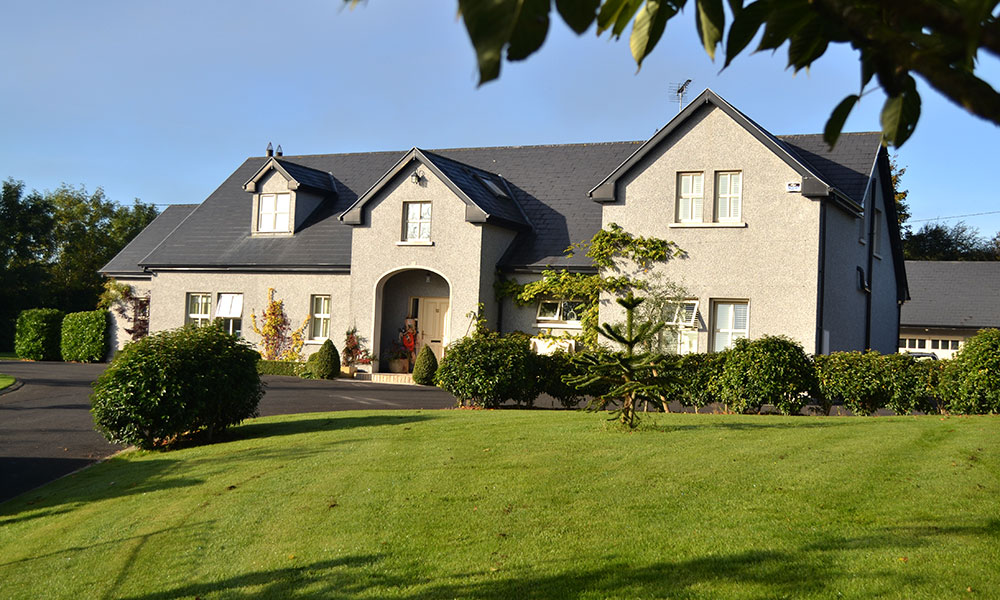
0, 360, 456, 504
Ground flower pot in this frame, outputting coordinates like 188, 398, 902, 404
340, 365, 357, 378
388, 358, 409, 373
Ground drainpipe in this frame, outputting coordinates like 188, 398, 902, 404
815, 202, 827, 355
864, 198, 875, 350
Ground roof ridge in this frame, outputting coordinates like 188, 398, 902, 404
778, 131, 880, 139
259, 140, 645, 161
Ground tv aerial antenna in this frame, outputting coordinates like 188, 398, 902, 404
668, 79, 692, 113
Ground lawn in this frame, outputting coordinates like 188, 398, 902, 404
0, 411, 997, 599
0, 374, 13, 391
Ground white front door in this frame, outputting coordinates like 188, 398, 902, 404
417, 297, 449, 363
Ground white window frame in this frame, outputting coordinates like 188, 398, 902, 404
665, 300, 699, 355
215, 293, 243, 337
186, 293, 211, 326
535, 299, 586, 328
715, 171, 742, 222
403, 201, 432, 242
712, 300, 749, 352
309, 294, 331, 340
258, 192, 290, 233
677, 172, 704, 223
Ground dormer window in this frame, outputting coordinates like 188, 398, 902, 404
258, 193, 290, 232
403, 201, 432, 242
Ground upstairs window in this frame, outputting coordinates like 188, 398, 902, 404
258, 193, 290, 232
715, 172, 742, 222
186, 293, 211, 326
677, 172, 704, 223
536, 299, 587, 327
403, 202, 432, 242
216, 293, 243, 337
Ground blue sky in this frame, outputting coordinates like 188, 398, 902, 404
3, 1, 999, 235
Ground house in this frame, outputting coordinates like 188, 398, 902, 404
100, 89, 908, 369
898, 260, 1000, 358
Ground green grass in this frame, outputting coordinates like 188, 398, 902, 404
0, 352, 17, 360
0, 375, 13, 391
1, 411, 997, 599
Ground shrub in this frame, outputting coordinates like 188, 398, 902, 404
815, 351, 924, 416
435, 330, 539, 408
714, 336, 815, 415
91, 323, 263, 449
310, 339, 340, 380
940, 329, 1000, 414
15, 309, 65, 361
256, 360, 300, 376
412, 346, 438, 386
537, 350, 583, 408
910, 358, 948, 413
671, 351, 727, 413
61, 310, 109, 362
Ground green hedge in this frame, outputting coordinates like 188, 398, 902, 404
15, 308, 65, 361
713, 336, 816, 415
436, 331, 539, 408
61, 310, 109, 362
814, 351, 926, 415
940, 328, 1000, 414
670, 352, 727, 413
91, 323, 263, 449
257, 360, 301, 376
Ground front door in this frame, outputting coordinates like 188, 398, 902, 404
417, 297, 449, 363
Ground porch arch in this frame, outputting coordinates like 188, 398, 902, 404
372, 266, 452, 372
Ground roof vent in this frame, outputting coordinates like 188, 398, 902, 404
276, 145, 283, 157
265, 142, 273, 157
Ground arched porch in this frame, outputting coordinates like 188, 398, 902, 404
372, 268, 451, 373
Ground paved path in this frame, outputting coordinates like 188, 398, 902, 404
0, 360, 456, 504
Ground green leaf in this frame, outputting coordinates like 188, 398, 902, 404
507, 0, 551, 61
695, 0, 726, 60
556, 0, 600, 34
724, 0, 765, 67
786, 14, 827, 71
630, 0, 677, 68
823, 94, 859, 148
880, 77, 921, 147
757, 0, 807, 52
597, 0, 644, 37
458, 0, 519, 84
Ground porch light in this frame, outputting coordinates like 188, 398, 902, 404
410, 170, 424, 185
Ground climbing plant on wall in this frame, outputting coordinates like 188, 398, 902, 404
496, 223, 685, 346
249, 288, 310, 361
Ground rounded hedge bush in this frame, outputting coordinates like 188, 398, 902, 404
940, 328, 1000, 414
311, 339, 340, 380
671, 351, 727, 413
714, 336, 816, 415
61, 310, 109, 363
435, 331, 539, 408
412, 346, 438, 386
536, 350, 583, 408
15, 308, 64, 361
91, 323, 264, 449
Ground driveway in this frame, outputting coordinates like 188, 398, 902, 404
0, 360, 456, 504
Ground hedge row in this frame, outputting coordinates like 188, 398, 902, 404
15, 308, 109, 362
436, 329, 1000, 415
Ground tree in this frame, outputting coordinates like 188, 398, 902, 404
0, 180, 54, 349
46, 185, 158, 315
437, 0, 1000, 147
566, 293, 679, 428
903, 222, 994, 261
889, 155, 911, 236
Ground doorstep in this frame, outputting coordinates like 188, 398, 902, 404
354, 373, 415, 385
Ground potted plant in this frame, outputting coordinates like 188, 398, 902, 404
382, 341, 410, 373
341, 326, 370, 376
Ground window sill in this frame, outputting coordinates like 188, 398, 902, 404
304, 339, 329, 345
668, 222, 747, 229
535, 322, 583, 330
396, 240, 434, 247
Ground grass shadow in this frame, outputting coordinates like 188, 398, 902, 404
225, 413, 437, 443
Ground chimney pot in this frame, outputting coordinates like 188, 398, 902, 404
276, 144, 283, 157
266, 142, 273, 157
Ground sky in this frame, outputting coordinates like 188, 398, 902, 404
3, 1, 999, 235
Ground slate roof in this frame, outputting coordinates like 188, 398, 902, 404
128, 114, 883, 273
901, 261, 1000, 329
778, 132, 881, 204
100, 204, 198, 276
274, 158, 337, 193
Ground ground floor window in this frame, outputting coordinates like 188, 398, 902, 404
186, 293, 211, 326
536, 299, 587, 327
216, 293, 243, 337
666, 300, 699, 354
898, 338, 961, 351
310, 294, 331, 340
712, 300, 748, 352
